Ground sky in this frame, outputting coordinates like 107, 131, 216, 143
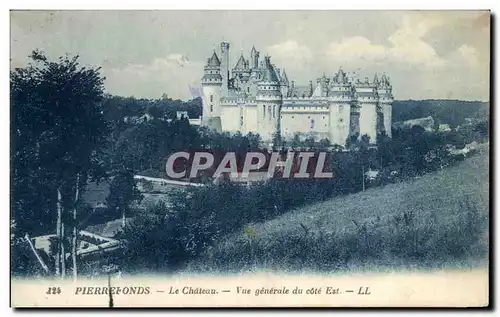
10, 10, 490, 101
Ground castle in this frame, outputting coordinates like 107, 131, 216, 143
201, 42, 393, 146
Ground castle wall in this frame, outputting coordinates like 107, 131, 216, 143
258, 103, 278, 140
280, 104, 330, 140
243, 105, 258, 134
328, 103, 351, 146
350, 111, 360, 137
358, 102, 378, 143
382, 104, 392, 137
220, 104, 240, 133
201, 85, 221, 119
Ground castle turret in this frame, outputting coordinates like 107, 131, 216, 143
354, 77, 378, 144
234, 52, 246, 70
313, 73, 330, 98
373, 73, 380, 87
250, 45, 260, 69
377, 74, 393, 137
280, 69, 289, 97
336, 67, 348, 84
257, 56, 282, 141
201, 50, 223, 130
328, 68, 353, 145
281, 69, 289, 86
220, 42, 230, 96
233, 51, 251, 82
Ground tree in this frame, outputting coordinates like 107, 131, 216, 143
147, 105, 164, 119
345, 133, 359, 150
291, 134, 301, 148
11, 50, 108, 279
474, 121, 489, 140
106, 169, 143, 226
304, 136, 316, 149
318, 138, 331, 149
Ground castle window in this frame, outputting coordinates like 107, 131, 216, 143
210, 95, 213, 102
263, 105, 265, 118
323, 116, 325, 119
273, 105, 276, 118
308, 116, 310, 119
210, 104, 213, 113
240, 116, 244, 126
292, 116, 295, 119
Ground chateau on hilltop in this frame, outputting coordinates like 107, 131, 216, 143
201, 42, 393, 146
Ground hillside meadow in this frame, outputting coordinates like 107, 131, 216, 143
185, 146, 489, 274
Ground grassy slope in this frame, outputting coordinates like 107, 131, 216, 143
187, 147, 489, 273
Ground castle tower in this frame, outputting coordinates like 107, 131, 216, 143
233, 52, 246, 74
220, 42, 230, 96
328, 68, 352, 146
256, 56, 282, 142
232, 51, 251, 89
281, 69, 289, 97
377, 74, 393, 137
201, 50, 223, 131
250, 45, 260, 69
354, 76, 378, 144
314, 73, 330, 97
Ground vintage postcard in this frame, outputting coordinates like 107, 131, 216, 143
10, 10, 490, 308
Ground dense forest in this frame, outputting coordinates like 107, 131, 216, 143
392, 99, 489, 127
102, 95, 202, 121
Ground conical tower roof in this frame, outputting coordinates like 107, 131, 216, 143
261, 56, 279, 83
251, 45, 257, 55
337, 67, 347, 83
234, 53, 246, 69
207, 51, 221, 67
380, 74, 390, 86
281, 69, 289, 84
385, 75, 391, 86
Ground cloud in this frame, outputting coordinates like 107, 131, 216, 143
266, 40, 313, 69
454, 44, 481, 68
327, 36, 387, 65
11, 11, 488, 101
386, 16, 446, 67
321, 12, 489, 101
326, 16, 445, 68
104, 54, 204, 99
